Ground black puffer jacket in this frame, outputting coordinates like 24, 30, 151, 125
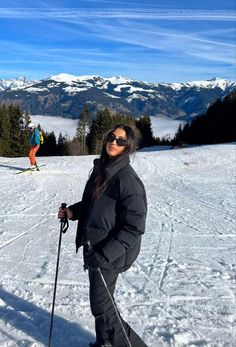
69, 155, 147, 272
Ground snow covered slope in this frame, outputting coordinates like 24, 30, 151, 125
0, 144, 235, 347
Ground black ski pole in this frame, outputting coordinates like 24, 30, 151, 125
48, 203, 69, 347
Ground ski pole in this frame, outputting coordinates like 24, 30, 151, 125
97, 267, 132, 347
48, 203, 69, 347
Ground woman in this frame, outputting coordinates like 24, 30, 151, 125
58, 124, 148, 347
28, 122, 40, 170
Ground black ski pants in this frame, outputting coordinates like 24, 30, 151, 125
89, 269, 148, 347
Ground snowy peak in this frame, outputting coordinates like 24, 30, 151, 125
169, 78, 236, 91
185, 78, 235, 90
0, 74, 235, 93
49, 73, 132, 85
0, 74, 235, 120
49, 73, 102, 84
107, 76, 133, 85
49, 73, 81, 83
0, 76, 37, 91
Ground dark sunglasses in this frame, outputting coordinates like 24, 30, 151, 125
107, 133, 127, 147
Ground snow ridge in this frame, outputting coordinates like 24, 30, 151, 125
1, 74, 235, 93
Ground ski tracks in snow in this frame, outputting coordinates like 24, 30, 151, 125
0, 218, 48, 251
0, 147, 235, 347
157, 223, 174, 295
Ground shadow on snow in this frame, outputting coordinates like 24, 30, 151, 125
0, 163, 26, 171
0, 286, 94, 346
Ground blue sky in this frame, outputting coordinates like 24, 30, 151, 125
0, 0, 235, 83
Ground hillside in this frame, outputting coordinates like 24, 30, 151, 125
0, 74, 235, 120
0, 144, 235, 346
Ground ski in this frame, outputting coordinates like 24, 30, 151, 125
15, 165, 46, 174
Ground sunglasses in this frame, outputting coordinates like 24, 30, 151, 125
107, 133, 127, 147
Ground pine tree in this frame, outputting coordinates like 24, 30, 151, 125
87, 108, 113, 154
75, 105, 90, 155
0, 105, 10, 156
174, 89, 236, 145
57, 132, 68, 155
38, 131, 57, 156
8, 104, 28, 157
173, 124, 183, 145
19, 128, 29, 156
135, 115, 155, 148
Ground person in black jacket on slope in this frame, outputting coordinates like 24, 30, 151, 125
58, 124, 148, 347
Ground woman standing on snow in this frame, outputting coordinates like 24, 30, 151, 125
28, 122, 40, 170
58, 124, 148, 347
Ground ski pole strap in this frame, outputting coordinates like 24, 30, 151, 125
60, 218, 69, 233
60, 203, 69, 233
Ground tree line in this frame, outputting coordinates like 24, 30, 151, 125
2, 89, 234, 158
0, 104, 163, 157
174, 89, 236, 145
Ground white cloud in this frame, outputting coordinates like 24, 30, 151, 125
0, 8, 235, 21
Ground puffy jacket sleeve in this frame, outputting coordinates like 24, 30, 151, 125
35, 129, 40, 145
68, 201, 83, 220
30, 129, 40, 146
101, 171, 147, 263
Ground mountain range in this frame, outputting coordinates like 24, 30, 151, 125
0, 73, 235, 121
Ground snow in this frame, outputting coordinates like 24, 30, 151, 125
169, 83, 185, 91
49, 73, 81, 84
30, 115, 78, 140
169, 78, 236, 91
114, 84, 154, 93
0, 143, 235, 347
185, 77, 235, 90
26, 87, 49, 93
63, 86, 90, 94
107, 76, 132, 85
103, 92, 121, 98
127, 93, 148, 102
114, 84, 131, 92
0, 77, 37, 91
49, 73, 101, 85
127, 86, 154, 93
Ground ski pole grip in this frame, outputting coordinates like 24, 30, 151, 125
60, 203, 67, 221
60, 203, 69, 233
61, 203, 67, 210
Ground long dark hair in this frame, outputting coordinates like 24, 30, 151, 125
91, 124, 136, 200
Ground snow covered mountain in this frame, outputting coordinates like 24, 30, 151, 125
0, 73, 235, 120
0, 76, 37, 92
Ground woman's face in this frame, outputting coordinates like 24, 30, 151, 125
106, 127, 127, 157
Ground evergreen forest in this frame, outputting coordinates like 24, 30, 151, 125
0, 104, 159, 157
174, 89, 236, 145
